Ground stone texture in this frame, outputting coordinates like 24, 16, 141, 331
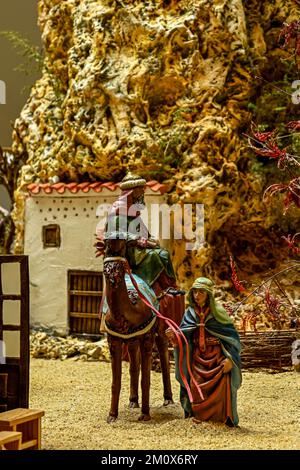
30, 330, 110, 361
12, 0, 300, 295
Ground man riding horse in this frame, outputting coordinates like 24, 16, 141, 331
97, 174, 185, 419
97, 172, 184, 299
110, 172, 184, 295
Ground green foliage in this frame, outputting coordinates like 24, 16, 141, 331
0, 30, 44, 76
256, 123, 269, 132
290, 132, 300, 155
247, 102, 257, 111
0, 30, 64, 101
156, 128, 185, 168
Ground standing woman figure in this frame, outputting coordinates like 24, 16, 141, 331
167, 277, 242, 427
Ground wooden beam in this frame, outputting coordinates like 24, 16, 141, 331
0, 256, 27, 264
0, 295, 22, 301
2, 325, 20, 331
70, 290, 103, 296
69, 312, 100, 319
20, 257, 29, 408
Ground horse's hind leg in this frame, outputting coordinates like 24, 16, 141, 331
156, 320, 174, 405
107, 336, 122, 423
128, 339, 140, 408
138, 330, 155, 421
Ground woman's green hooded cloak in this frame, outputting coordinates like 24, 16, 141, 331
174, 277, 242, 425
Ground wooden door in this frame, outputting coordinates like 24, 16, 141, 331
0, 256, 29, 411
68, 270, 103, 337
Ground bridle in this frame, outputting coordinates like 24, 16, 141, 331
103, 256, 129, 288
102, 254, 204, 402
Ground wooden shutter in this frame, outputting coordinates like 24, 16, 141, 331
68, 270, 103, 337
0, 256, 29, 411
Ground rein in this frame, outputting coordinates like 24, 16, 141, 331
102, 254, 204, 402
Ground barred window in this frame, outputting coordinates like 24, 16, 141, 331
42, 224, 61, 248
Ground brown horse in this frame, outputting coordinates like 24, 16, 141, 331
103, 238, 174, 423
104, 238, 156, 422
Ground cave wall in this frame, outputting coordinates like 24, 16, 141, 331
12, 0, 300, 289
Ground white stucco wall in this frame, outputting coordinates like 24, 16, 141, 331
24, 188, 167, 334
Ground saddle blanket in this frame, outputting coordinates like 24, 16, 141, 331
100, 273, 160, 316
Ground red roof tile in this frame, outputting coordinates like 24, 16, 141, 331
27, 181, 166, 195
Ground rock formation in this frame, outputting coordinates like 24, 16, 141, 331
12, 0, 300, 296
30, 330, 110, 361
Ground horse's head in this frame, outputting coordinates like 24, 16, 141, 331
105, 237, 127, 258
103, 236, 128, 288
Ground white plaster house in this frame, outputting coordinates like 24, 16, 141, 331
24, 181, 168, 335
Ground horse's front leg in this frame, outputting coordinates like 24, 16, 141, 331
128, 339, 140, 408
107, 335, 122, 423
138, 329, 155, 421
155, 319, 174, 406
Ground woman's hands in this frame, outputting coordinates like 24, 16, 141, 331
165, 328, 233, 374
222, 358, 233, 373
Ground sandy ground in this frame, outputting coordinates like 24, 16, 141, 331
30, 359, 300, 450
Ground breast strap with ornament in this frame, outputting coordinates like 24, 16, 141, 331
105, 313, 156, 340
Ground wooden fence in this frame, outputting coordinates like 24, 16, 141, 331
239, 329, 300, 370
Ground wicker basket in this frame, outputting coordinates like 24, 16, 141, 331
239, 329, 300, 370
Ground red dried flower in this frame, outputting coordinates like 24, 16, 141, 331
229, 256, 246, 293
253, 142, 287, 160
247, 129, 289, 167
286, 120, 300, 132
279, 20, 300, 54
281, 233, 300, 254
264, 287, 283, 319
264, 177, 300, 214
252, 141, 290, 169
254, 132, 275, 143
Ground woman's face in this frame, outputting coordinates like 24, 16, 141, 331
193, 289, 208, 306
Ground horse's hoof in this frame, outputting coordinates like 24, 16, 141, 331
129, 401, 140, 409
107, 415, 117, 424
138, 413, 151, 421
192, 417, 201, 424
163, 399, 174, 406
